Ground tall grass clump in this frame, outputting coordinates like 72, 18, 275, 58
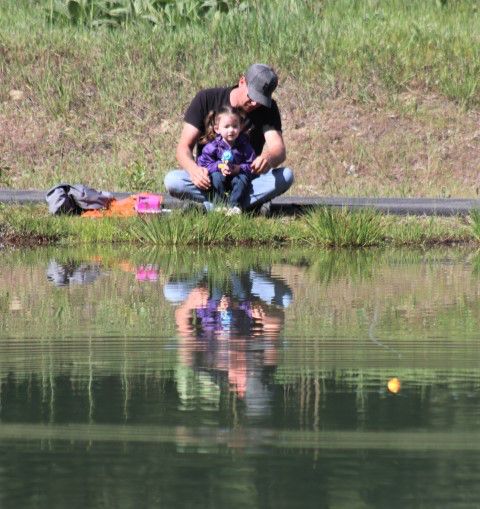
303, 207, 384, 247
468, 210, 480, 241
384, 215, 472, 246
134, 211, 235, 246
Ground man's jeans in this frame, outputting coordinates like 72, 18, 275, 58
164, 167, 294, 211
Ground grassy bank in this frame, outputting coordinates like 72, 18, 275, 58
0, 204, 477, 248
1, 0, 479, 197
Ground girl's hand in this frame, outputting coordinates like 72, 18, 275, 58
219, 164, 231, 176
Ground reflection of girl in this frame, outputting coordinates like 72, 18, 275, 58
169, 270, 291, 344
192, 294, 253, 339
169, 270, 290, 408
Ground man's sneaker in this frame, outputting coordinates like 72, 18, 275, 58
180, 200, 206, 214
257, 201, 272, 217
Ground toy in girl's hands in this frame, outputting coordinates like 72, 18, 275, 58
219, 149, 234, 173
222, 150, 234, 165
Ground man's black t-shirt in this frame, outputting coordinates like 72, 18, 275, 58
183, 86, 282, 157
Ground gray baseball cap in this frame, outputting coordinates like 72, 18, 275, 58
245, 63, 278, 108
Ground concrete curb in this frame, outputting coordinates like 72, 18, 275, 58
1, 188, 480, 216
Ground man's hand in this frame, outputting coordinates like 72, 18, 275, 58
189, 165, 211, 190
251, 130, 287, 175
176, 123, 211, 189
250, 154, 272, 175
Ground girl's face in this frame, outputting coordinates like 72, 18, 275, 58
214, 113, 241, 144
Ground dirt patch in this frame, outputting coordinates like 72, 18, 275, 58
1, 79, 480, 197
0, 230, 58, 248
278, 81, 480, 197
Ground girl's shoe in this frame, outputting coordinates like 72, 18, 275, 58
226, 206, 242, 216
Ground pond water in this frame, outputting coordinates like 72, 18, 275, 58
1, 246, 480, 508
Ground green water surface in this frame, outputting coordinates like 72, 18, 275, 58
1, 246, 480, 508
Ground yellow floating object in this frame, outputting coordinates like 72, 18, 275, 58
387, 377, 401, 394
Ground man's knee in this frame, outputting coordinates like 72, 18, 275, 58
236, 174, 249, 185
164, 170, 184, 194
282, 167, 294, 189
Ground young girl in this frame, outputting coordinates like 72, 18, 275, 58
196, 106, 256, 213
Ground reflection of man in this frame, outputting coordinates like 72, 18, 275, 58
164, 269, 292, 415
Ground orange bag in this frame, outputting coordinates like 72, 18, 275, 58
81, 194, 162, 218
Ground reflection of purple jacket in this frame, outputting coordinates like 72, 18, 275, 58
194, 298, 253, 336
197, 134, 256, 175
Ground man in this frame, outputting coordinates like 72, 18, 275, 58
164, 63, 294, 213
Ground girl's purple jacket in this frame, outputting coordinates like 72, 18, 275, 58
197, 134, 256, 175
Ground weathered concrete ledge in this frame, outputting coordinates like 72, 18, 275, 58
1, 188, 480, 216
271, 196, 480, 216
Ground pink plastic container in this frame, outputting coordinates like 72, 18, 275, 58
135, 194, 163, 214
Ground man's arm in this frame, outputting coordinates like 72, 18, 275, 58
250, 129, 287, 175
176, 122, 211, 190
239, 138, 256, 174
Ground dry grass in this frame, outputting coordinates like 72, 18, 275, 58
281, 84, 480, 198
3, 79, 479, 198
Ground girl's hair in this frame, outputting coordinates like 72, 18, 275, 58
200, 105, 244, 144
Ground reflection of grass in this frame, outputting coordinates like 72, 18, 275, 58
471, 250, 480, 276
2, 245, 480, 424
307, 248, 378, 284
276, 366, 480, 385
0, 245, 310, 344
274, 367, 480, 416
2, 245, 480, 360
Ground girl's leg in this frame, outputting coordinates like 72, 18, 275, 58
164, 169, 225, 210
229, 174, 250, 208
209, 171, 228, 204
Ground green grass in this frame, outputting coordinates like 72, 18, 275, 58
303, 207, 384, 247
384, 214, 473, 246
0, 204, 137, 245
3, 0, 478, 105
468, 209, 480, 241
1, 204, 480, 248
134, 210, 236, 246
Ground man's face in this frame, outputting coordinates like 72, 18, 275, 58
237, 77, 261, 113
